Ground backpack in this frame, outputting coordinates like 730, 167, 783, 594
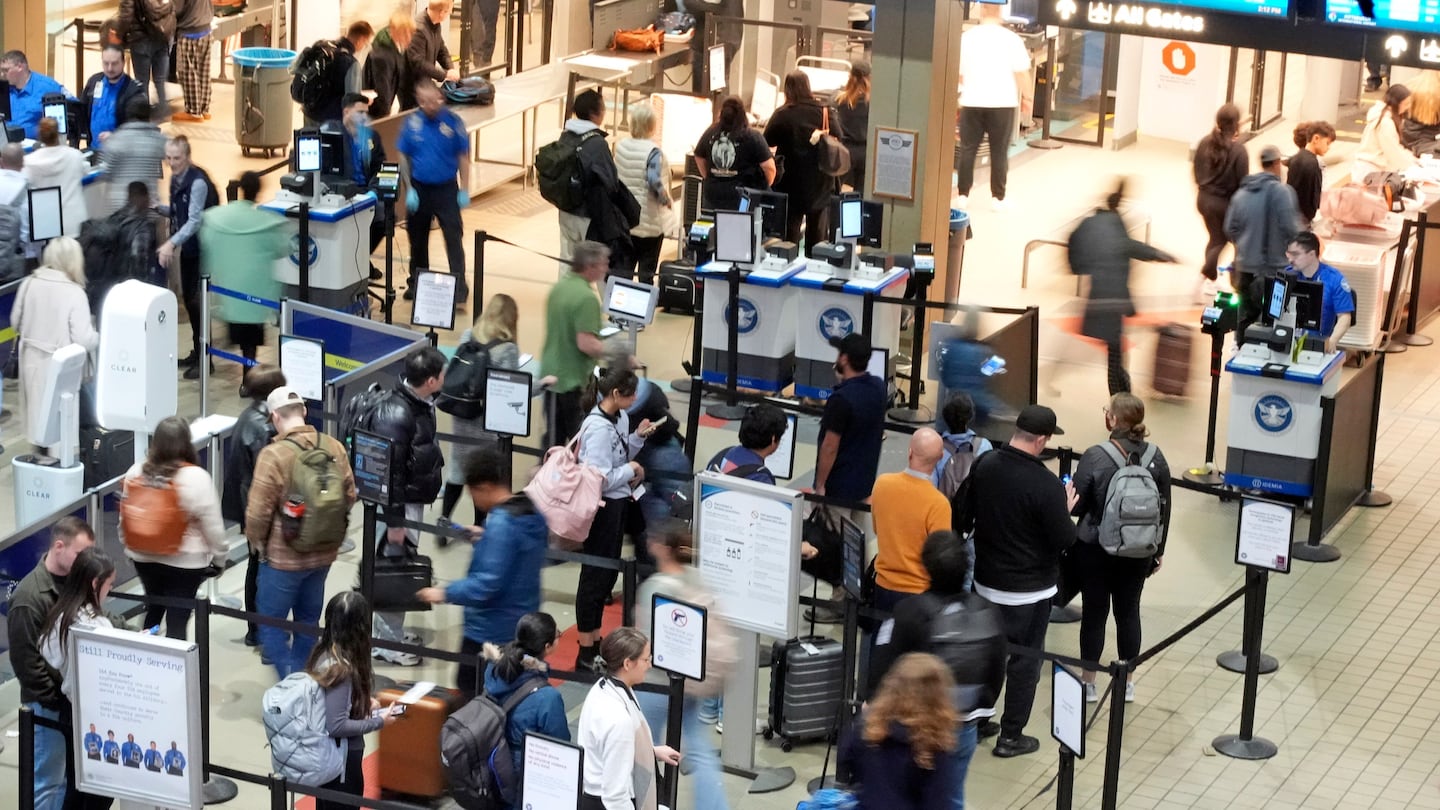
924, 593, 1005, 715
0, 189, 26, 283
339, 382, 391, 448
134, 0, 176, 41
1096, 441, 1163, 559
437, 339, 500, 419
441, 77, 496, 105
261, 672, 345, 787
935, 436, 978, 501
119, 469, 190, 555
280, 437, 352, 554
440, 680, 545, 810
290, 39, 340, 114
536, 130, 603, 213
523, 438, 604, 542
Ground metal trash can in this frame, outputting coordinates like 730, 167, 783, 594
231, 47, 296, 158
944, 209, 971, 304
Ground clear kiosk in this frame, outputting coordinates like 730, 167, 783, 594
12, 344, 87, 527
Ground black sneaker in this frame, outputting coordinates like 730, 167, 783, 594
403, 287, 416, 301
993, 734, 1040, 758
179, 351, 199, 367
369, 264, 383, 281
977, 720, 1001, 740
243, 630, 259, 647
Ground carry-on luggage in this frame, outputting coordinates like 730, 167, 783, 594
764, 636, 845, 751
376, 684, 465, 798
371, 550, 435, 612
1152, 323, 1192, 397
81, 426, 135, 489
658, 260, 701, 315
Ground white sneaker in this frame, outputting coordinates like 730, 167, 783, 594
402, 631, 423, 644
1124, 682, 1135, 703
991, 197, 1011, 212
1084, 682, 1098, 703
373, 648, 422, 667
953, 194, 969, 211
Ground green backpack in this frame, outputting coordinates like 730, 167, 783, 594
282, 438, 350, 553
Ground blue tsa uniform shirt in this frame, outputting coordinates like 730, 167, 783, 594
164, 748, 187, 775
144, 748, 164, 771
83, 731, 102, 760
102, 739, 120, 763
9, 72, 67, 139
398, 108, 468, 184
121, 740, 142, 767
1285, 262, 1355, 338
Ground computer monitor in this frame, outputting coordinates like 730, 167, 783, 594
1289, 278, 1326, 332
739, 187, 788, 240
867, 347, 889, 379
318, 127, 345, 177
0, 80, 10, 123
713, 210, 756, 265
836, 196, 863, 240
42, 96, 67, 135
294, 130, 323, 173
1266, 275, 1289, 323
603, 276, 659, 325
860, 200, 883, 248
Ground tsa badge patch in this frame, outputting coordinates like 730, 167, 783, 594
818, 307, 855, 341
1254, 394, 1293, 434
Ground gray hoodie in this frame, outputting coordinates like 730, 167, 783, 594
1223, 171, 1301, 275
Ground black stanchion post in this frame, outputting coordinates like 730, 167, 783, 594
1056, 745, 1075, 810
1359, 355, 1393, 508
360, 503, 378, 600
196, 597, 239, 803
665, 675, 685, 810
1185, 328, 1227, 486
383, 200, 397, 324
498, 434, 514, 488
889, 278, 933, 423
1378, 217, 1414, 354
808, 595, 861, 793
860, 292, 874, 339
706, 267, 746, 421
621, 558, 638, 629
684, 367, 705, 461
269, 774, 288, 810
19, 706, 34, 808
1217, 566, 1278, 673
1099, 663, 1127, 810
298, 202, 311, 304
1213, 568, 1278, 760
1403, 212, 1434, 346
474, 229, 486, 315
671, 277, 705, 396
1031, 35, 1065, 150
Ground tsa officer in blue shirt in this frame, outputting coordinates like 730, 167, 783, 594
163, 741, 186, 775
2, 50, 68, 139
1282, 231, 1355, 354
80, 45, 144, 149
144, 741, 164, 772
328, 93, 387, 278
398, 80, 471, 305
121, 733, 142, 767
82, 724, 102, 760
101, 730, 120, 764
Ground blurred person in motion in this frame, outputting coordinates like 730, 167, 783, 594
101, 97, 166, 215
22, 118, 88, 243
839, 652, 960, 809
836, 61, 871, 192
200, 171, 289, 364
363, 11, 416, 117
936, 307, 1006, 430
11, 236, 99, 447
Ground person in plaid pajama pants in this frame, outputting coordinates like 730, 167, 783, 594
173, 0, 213, 121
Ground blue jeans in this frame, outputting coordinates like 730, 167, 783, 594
127, 37, 169, 107
27, 702, 66, 810
256, 563, 329, 678
637, 689, 730, 810
953, 721, 978, 810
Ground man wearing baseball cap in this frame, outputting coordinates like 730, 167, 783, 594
963, 404, 1077, 758
1224, 144, 1302, 336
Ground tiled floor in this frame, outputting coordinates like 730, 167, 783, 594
6, 65, 1440, 809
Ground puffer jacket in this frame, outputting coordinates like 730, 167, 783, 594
221, 400, 274, 527
481, 644, 571, 780
367, 383, 444, 507
446, 493, 549, 647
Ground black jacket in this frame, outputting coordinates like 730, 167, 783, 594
222, 401, 275, 528
1286, 148, 1324, 224
1071, 429, 1172, 553
838, 719, 959, 810
6, 558, 66, 707
574, 125, 640, 244
867, 591, 1007, 710
1069, 207, 1168, 345
80, 72, 144, 143
1193, 136, 1249, 199
363, 28, 413, 118
368, 383, 444, 507
967, 445, 1077, 594
401, 15, 453, 110
1402, 116, 1440, 158
764, 99, 844, 213
304, 38, 360, 124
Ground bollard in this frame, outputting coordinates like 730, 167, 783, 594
665, 675, 686, 810
1212, 568, 1278, 760
19, 706, 35, 808
1099, 663, 1127, 810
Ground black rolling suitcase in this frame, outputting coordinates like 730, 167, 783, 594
658, 261, 701, 315
80, 426, 134, 489
372, 548, 435, 612
765, 636, 844, 751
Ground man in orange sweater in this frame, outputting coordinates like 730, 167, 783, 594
870, 428, 952, 613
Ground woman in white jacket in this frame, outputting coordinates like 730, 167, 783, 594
10, 236, 99, 446
22, 118, 89, 244
1353, 84, 1419, 183
120, 415, 227, 640
613, 102, 676, 285
578, 628, 681, 810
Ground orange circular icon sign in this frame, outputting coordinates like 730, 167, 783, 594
1162, 41, 1196, 76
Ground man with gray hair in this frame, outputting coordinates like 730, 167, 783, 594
0, 144, 30, 281
540, 240, 610, 446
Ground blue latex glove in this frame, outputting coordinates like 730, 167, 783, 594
456, 188, 471, 208
405, 188, 419, 214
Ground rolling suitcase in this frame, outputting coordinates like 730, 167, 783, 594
372, 550, 434, 612
658, 260, 701, 315
765, 636, 844, 751
80, 426, 134, 489
377, 684, 465, 798
1152, 323, 1192, 397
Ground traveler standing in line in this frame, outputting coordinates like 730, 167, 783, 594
552, 90, 637, 274
955, 3, 1030, 212
577, 628, 682, 810
705, 402, 788, 486
156, 135, 218, 379
1192, 104, 1248, 295
417, 445, 551, 699
88, 180, 160, 315
934, 393, 994, 494
1287, 120, 1335, 226
117, 0, 174, 111
120, 415, 227, 640
7, 518, 97, 810
298, 22, 374, 127
0, 144, 27, 287
79, 45, 145, 149
477, 613, 572, 778
765, 70, 844, 254
467, 0, 505, 68
838, 652, 960, 810
305, 591, 400, 810
1401, 71, 1440, 156
200, 171, 289, 364
246, 386, 358, 677
966, 404, 1076, 757
1353, 84, 1418, 183
870, 429, 951, 613
171, 0, 213, 121
23, 119, 89, 243
221, 365, 286, 649
2, 51, 68, 139
693, 95, 775, 212
403, 0, 461, 111
1224, 145, 1301, 336
613, 101, 676, 285
11, 237, 99, 447
101, 97, 166, 215
1069, 179, 1178, 395
836, 61, 871, 193
1070, 392, 1170, 704
573, 367, 655, 670
363, 11, 417, 118
399, 80, 471, 305
540, 240, 609, 447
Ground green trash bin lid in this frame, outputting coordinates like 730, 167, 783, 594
231, 48, 297, 68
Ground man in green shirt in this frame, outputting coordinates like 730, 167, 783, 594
200, 171, 289, 372
541, 240, 609, 446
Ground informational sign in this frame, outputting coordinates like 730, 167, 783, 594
651, 594, 708, 681
708, 44, 727, 92
522, 733, 584, 810
71, 626, 203, 810
279, 334, 325, 402
840, 515, 865, 601
1235, 496, 1294, 574
1051, 663, 1086, 758
871, 128, 918, 201
483, 367, 533, 436
411, 271, 458, 331
28, 186, 64, 242
693, 471, 802, 638
351, 428, 393, 505
763, 413, 798, 481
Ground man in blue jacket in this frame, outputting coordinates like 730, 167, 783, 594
418, 445, 548, 701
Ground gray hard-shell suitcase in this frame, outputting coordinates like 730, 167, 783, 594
765, 636, 845, 751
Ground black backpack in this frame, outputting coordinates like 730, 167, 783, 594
437, 339, 500, 420
441, 680, 545, 810
339, 382, 392, 449
536, 130, 602, 212
924, 593, 1006, 714
289, 39, 340, 114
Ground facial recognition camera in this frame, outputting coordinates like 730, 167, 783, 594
13, 344, 87, 527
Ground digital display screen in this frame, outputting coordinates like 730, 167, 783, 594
867, 347, 889, 379
839, 199, 863, 240
1153, 0, 1289, 16
295, 135, 322, 173
1325, 0, 1439, 31
714, 210, 755, 265
351, 429, 392, 505
1267, 277, 1289, 321
43, 102, 66, 134
376, 162, 400, 191
840, 516, 865, 601
605, 277, 657, 324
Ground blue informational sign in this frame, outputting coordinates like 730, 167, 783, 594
288, 307, 424, 381
1325, 0, 1440, 32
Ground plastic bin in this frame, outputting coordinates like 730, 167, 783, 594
231, 47, 296, 157
944, 209, 970, 304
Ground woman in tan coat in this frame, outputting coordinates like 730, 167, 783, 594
11, 236, 99, 447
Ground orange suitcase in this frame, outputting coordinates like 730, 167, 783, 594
376, 685, 465, 798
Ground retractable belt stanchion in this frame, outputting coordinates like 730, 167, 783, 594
1216, 565, 1278, 674
705, 267, 747, 421
664, 675, 685, 810
1402, 212, 1434, 347
1212, 568, 1279, 759
298, 202, 312, 303
1030, 36, 1065, 151
1099, 663, 1127, 810
1358, 355, 1393, 508
195, 596, 239, 803
383, 199, 397, 324
18, 706, 34, 807
1057, 743, 1076, 810
474, 230, 488, 316
1184, 325, 1228, 486
1378, 218, 1415, 354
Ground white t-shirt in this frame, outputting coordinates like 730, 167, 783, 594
959, 23, 1031, 109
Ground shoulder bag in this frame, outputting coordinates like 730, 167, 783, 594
816, 107, 851, 178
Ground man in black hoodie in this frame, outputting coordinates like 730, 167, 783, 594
965, 404, 1076, 758
403, 0, 461, 111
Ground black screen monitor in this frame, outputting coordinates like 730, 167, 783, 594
318, 127, 345, 177
738, 187, 789, 240
1266, 276, 1289, 323
1289, 278, 1325, 332
0, 80, 10, 123
859, 200, 883, 248
42, 96, 67, 135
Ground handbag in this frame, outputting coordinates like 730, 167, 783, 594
524, 435, 605, 543
610, 27, 664, 53
801, 507, 845, 586
816, 107, 851, 178
372, 545, 434, 612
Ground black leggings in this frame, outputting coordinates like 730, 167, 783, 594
575, 497, 629, 633
1105, 339, 1131, 396
179, 251, 202, 360
315, 743, 365, 810
131, 560, 209, 640
1074, 540, 1151, 663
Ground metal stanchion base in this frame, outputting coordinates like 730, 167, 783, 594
1377, 338, 1409, 354
706, 403, 748, 421
203, 775, 239, 804
748, 766, 797, 793
1400, 333, 1434, 347
1184, 468, 1225, 486
887, 405, 934, 424
1050, 605, 1081, 623
1030, 138, 1065, 150
1216, 650, 1278, 674
1290, 541, 1342, 563
670, 378, 693, 394
1358, 490, 1393, 507
1212, 733, 1278, 760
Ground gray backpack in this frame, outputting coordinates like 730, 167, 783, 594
0, 196, 26, 282
261, 672, 345, 787
1096, 441, 1162, 558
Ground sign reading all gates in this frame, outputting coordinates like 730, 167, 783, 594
1162, 41, 1197, 75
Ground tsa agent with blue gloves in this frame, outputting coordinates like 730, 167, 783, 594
398, 80, 471, 305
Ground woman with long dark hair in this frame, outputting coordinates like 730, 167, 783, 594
838, 652, 959, 809
306, 591, 399, 809
121, 415, 226, 640
480, 612, 571, 783
572, 366, 655, 670
577, 628, 681, 810
765, 70, 845, 254
1354, 83, 1418, 182
1192, 104, 1248, 290
835, 61, 871, 192
694, 95, 776, 211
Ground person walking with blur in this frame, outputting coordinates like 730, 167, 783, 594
101, 98, 166, 215
613, 102, 676, 285
765, 71, 843, 253
22, 119, 88, 246
1192, 104, 1249, 297
363, 11, 416, 117
117, 0, 174, 110
577, 628, 682, 810
694, 96, 775, 212
201, 171, 288, 364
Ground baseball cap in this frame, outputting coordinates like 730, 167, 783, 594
266, 386, 305, 413
1015, 404, 1064, 436
1259, 145, 1283, 165
828, 332, 872, 357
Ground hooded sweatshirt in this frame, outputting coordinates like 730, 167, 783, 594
1222, 171, 1301, 275
837, 719, 960, 810
481, 643, 572, 780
